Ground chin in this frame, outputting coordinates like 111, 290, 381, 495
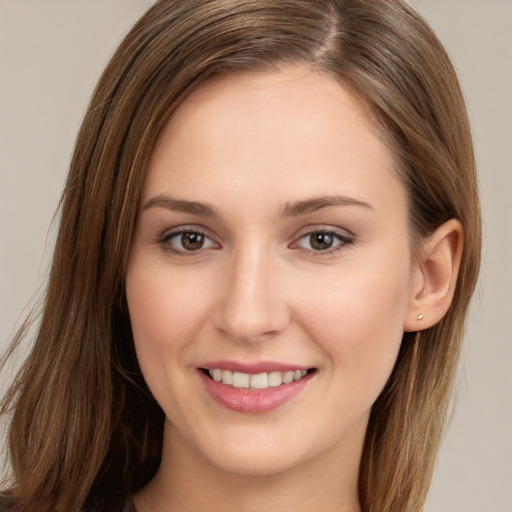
205, 448, 303, 477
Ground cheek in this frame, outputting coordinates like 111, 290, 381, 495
125, 263, 219, 422
126, 265, 211, 366
294, 260, 411, 390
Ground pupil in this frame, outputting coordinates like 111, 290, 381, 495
182, 232, 204, 250
310, 233, 333, 250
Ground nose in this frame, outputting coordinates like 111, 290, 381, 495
213, 246, 290, 343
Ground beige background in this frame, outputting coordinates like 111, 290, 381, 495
1, 1, 511, 510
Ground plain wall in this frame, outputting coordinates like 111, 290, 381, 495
1, 1, 511, 510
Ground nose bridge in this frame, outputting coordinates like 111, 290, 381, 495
214, 242, 288, 342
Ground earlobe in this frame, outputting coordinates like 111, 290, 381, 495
404, 219, 463, 332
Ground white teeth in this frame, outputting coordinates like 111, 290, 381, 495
282, 371, 294, 384
211, 369, 222, 382
250, 373, 268, 389
221, 370, 233, 385
268, 371, 283, 387
207, 368, 310, 389
232, 372, 250, 389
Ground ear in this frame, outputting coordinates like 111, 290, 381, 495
404, 219, 463, 332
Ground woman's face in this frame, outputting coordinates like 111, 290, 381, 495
126, 66, 417, 476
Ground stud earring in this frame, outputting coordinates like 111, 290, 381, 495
417, 313, 424, 321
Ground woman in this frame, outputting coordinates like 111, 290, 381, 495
0, 1, 481, 511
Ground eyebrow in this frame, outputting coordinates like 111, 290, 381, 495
280, 195, 374, 216
143, 194, 373, 218
143, 194, 220, 218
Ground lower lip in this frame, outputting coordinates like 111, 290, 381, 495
198, 371, 313, 413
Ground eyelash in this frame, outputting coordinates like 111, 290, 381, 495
156, 227, 354, 257
157, 228, 220, 257
290, 229, 354, 255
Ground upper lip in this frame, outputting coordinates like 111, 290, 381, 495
199, 360, 312, 374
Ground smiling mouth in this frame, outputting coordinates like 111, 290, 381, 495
202, 368, 315, 390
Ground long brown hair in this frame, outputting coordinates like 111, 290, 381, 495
1, 1, 481, 510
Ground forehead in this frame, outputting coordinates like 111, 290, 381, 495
145, 65, 405, 219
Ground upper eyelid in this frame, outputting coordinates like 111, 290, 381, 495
289, 226, 355, 253
158, 225, 217, 242
292, 231, 353, 247
156, 228, 220, 257
290, 224, 356, 241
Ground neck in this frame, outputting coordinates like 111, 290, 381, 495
134, 419, 363, 512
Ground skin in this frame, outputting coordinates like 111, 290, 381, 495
127, 66, 462, 511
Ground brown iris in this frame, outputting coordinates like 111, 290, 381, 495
309, 232, 334, 251
181, 232, 205, 250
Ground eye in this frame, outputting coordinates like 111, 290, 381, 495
159, 229, 219, 254
292, 229, 353, 254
